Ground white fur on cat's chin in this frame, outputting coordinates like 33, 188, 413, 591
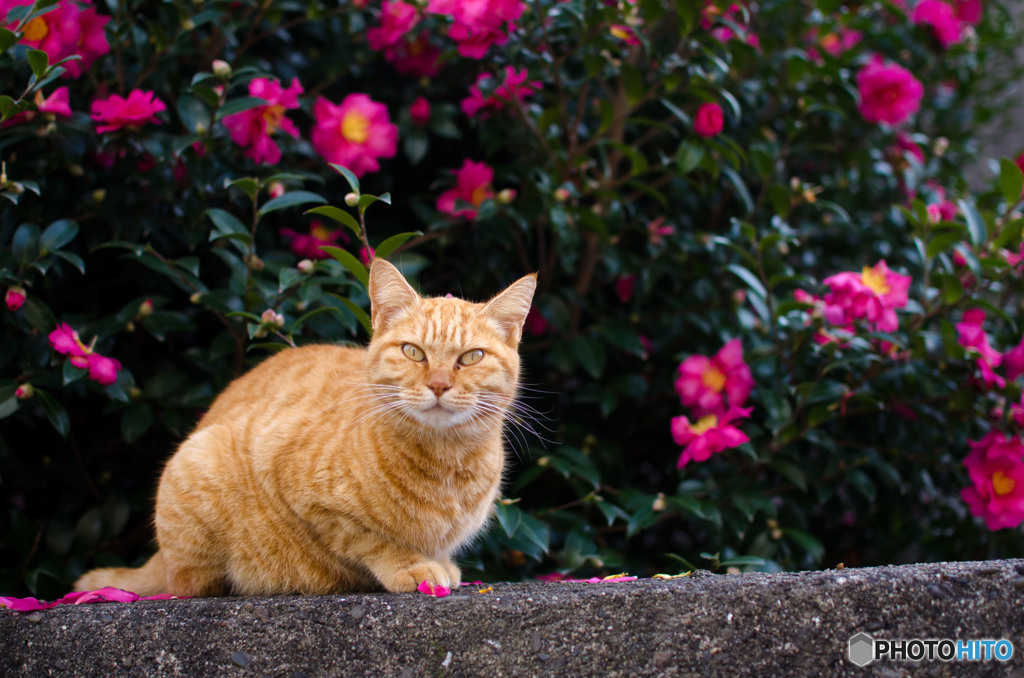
405, 392, 491, 430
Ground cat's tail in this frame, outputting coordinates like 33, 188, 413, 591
74, 550, 167, 596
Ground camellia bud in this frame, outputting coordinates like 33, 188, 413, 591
138, 298, 154, 317
92, 188, 106, 203
182, 18, 196, 31
933, 136, 949, 158
553, 187, 570, 202
14, 383, 33, 400
267, 181, 286, 199
651, 492, 666, 512
67, 164, 84, 177
247, 254, 264, 271
129, 386, 143, 399
295, 300, 308, 312
496, 188, 517, 205
5, 286, 26, 311
211, 59, 232, 79
297, 259, 315, 274
344, 192, 359, 207
190, 292, 204, 305
261, 309, 285, 328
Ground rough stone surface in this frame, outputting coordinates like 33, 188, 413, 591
2, 560, 1024, 677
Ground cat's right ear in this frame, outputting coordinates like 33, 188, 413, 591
369, 259, 420, 334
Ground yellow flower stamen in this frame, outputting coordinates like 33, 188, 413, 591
262, 104, 285, 134
861, 265, 890, 295
992, 471, 1016, 497
340, 110, 370, 144
691, 414, 718, 435
701, 365, 727, 393
22, 17, 48, 42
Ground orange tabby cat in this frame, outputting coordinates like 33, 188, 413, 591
74, 259, 537, 596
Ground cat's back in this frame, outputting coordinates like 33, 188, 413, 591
197, 344, 365, 431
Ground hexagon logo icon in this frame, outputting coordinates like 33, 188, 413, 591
848, 632, 875, 667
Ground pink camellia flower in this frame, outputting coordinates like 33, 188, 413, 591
426, 0, 523, 59
693, 102, 724, 138
961, 431, 1024, 530
822, 260, 911, 333
64, 2, 110, 78
855, 55, 924, 125
410, 96, 431, 126
609, 24, 641, 45
311, 94, 398, 178
280, 221, 350, 260
48, 322, 122, 386
360, 246, 375, 266
1004, 336, 1024, 382
3, 87, 72, 127
447, 21, 511, 59
956, 309, 1005, 388
90, 89, 166, 133
674, 338, 754, 416
912, 0, 963, 48
384, 32, 442, 77
436, 159, 494, 220
524, 306, 549, 336
953, 0, 982, 24
367, 0, 420, 50
3, 0, 109, 79
5, 286, 26, 311
461, 66, 541, 118
222, 77, 303, 165
815, 26, 862, 59
647, 216, 675, 245
890, 131, 925, 166
615, 275, 636, 303
671, 405, 753, 468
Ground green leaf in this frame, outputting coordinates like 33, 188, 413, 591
573, 335, 606, 378
782, 527, 824, 563
596, 499, 630, 527
357, 192, 391, 211
39, 219, 78, 254
12, 223, 40, 267
722, 166, 754, 214
120, 401, 153, 443
0, 27, 18, 54
769, 458, 807, 491
727, 263, 767, 299
999, 158, 1024, 205
327, 294, 373, 335
257, 190, 327, 217
675, 142, 704, 174
494, 501, 522, 538
320, 246, 369, 288
0, 386, 19, 420
26, 48, 48, 79
958, 199, 987, 248
373, 231, 421, 260
216, 96, 268, 119
35, 389, 69, 439
288, 305, 337, 335
329, 164, 360, 194
225, 176, 259, 202
63, 359, 86, 385
304, 205, 362, 237
21, 296, 55, 332
720, 555, 766, 567
206, 208, 251, 244
626, 505, 658, 538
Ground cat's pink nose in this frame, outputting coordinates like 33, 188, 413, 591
428, 371, 452, 397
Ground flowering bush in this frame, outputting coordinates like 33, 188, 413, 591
2, 0, 1024, 597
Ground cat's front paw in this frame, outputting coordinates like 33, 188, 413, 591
379, 560, 458, 593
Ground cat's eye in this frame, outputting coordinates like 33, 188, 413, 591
402, 343, 426, 362
458, 349, 484, 366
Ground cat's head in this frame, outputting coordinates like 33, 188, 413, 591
364, 259, 537, 435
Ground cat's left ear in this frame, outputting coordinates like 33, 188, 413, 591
369, 259, 420, 334
481, 274, 537, 345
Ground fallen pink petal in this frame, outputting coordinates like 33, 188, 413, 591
1, 587, 181, 612
417, 581, 451, 597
